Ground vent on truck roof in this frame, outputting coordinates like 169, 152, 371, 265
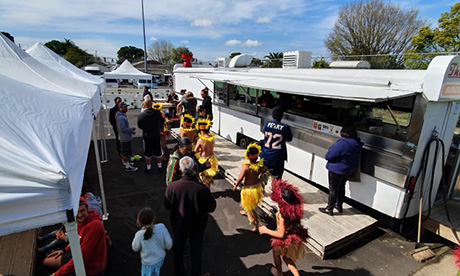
283, 51, 312, 68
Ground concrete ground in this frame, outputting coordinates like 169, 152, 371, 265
35, 109, 459, 276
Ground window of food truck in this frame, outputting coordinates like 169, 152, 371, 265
228, 84, 257, 114
214, 81, 227, 104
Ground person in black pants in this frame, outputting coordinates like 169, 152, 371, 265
319, 125, 363, 215
164, 156, 216, 276
109, 97, 122, 155
200, 87, 213, 121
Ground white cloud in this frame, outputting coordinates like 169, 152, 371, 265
225, 39, 242, 46
256, 17, 271, 23
191, 19, 212, 27
180, 40, 189, 44
149, 36, 157, 41
243, 40, 261, 47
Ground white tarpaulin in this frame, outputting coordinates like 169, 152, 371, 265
0, 34, 101, 114
26, 42, 106, 92
0, 74, 94, 236
103, 59, 152, 80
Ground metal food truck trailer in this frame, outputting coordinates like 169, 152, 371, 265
174, 53, 460, 220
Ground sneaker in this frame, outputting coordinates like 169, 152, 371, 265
318, 207, 333, 216
122, 162, 134, 168
335, 205, 343, 213
125, 166, 138, 172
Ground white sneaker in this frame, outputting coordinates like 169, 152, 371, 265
125, 166, 138, 172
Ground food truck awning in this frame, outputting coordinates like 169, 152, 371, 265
191, 73, 420, 103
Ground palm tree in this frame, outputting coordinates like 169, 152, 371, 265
263, 52, 283, 68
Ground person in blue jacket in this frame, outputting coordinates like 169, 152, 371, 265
319, 125, 362, 215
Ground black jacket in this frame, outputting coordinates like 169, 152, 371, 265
137, 108, 164, 139
202, 96, 213, 120
164, 175, 216, 233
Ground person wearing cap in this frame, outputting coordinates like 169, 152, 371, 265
138, 99, 164, 174
116, 101, 138, 171
260, 106, 293, 180
44, 197, 107, 276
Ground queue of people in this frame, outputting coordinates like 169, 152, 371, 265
40, 86, 362, 276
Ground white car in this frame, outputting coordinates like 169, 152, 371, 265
133, 79, 158, 89
105, 79, 120, 88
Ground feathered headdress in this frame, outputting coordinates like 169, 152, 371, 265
181, 114, 195, 130
270, 179, 304, 221
454, 244, 460, 270
196, 118, 211, 131
152, 103, 162, 110
245, 142, 261, 160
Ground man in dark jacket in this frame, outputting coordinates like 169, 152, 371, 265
109, 97, 122, 156
200, 87, 213, 121
138, 99, 164, 173
319, 125, 363, 215
164, 156, 216, 276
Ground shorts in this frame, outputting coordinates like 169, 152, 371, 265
143, 137, 162, 158
266, 163, 285, 179
120, 141, 132, 156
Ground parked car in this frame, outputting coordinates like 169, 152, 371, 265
152, 74, 164, 86
105, 78, 120, 88
133, 79, 158, 89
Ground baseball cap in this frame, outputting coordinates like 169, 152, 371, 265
79, 196, 88, 206
119, 102, 129, 108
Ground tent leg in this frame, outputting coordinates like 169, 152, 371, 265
65, 212, 86, 276
92, 123, 109, 220
98, 114, 108, 163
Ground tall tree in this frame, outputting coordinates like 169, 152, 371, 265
263, 52, 283, 68
1, 31, 14, 42
405, 2, 460, 69
148, 40, 175, 64
117, 46, 145, 64
171, 46, 193, 63
324, 0, 424, 69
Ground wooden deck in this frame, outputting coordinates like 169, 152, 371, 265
423, 201, 460, 244
173, 129, 378, 258
0, 228, 38, 275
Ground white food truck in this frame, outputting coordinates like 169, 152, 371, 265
174, 53, 460, 220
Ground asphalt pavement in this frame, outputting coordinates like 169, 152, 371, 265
35, 108, 458, 275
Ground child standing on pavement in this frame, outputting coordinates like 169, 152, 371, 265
132, 207, 173, 276
233, 142, 269, 231
259, 179, 308, 276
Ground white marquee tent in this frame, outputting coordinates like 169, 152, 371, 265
26, 42, 106, 92
103, 59, 152, 80
0, 33, 101, 275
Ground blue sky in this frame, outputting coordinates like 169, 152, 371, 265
0, 0, 457, 63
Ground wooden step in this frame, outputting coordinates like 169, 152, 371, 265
0, 228, 38, 275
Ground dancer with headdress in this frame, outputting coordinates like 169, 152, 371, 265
180, 114, 197, 147
194, 118, 218, 188
233, 142, 270, 231
153, 103, 170, 158
259, 179, 308, 276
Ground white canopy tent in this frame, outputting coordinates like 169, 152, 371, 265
26, 42, 106, 92
103, 59, 152, 80
0, 33, 103, 275
25, 40, 109, 218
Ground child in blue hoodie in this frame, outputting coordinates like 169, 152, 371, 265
319, 125, 363, 215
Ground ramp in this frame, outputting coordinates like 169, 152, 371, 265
173, 129, 377, 258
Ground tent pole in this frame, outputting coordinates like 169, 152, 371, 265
65, 213, 86, 276
92, 123, 109, 219
98, 114, 108, 163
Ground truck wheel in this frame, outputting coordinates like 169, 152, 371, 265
239, 136, 249, 149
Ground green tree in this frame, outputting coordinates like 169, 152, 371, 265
229, 52, 241, 58
44, 39, 94, 67
263, 52, 283, 68
1, 31, 14, 42
324, 0, 424, 69
405, 2, 460, 69
117, 46, 145, 64
171, 46, 193, 63
312, 58, 329, 68
148, 40, 175, 64
250, 58, 263, 67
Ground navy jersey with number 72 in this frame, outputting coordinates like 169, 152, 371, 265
260, 120, 293, 166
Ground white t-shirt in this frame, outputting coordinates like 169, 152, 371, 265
131, 223, 173, 265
